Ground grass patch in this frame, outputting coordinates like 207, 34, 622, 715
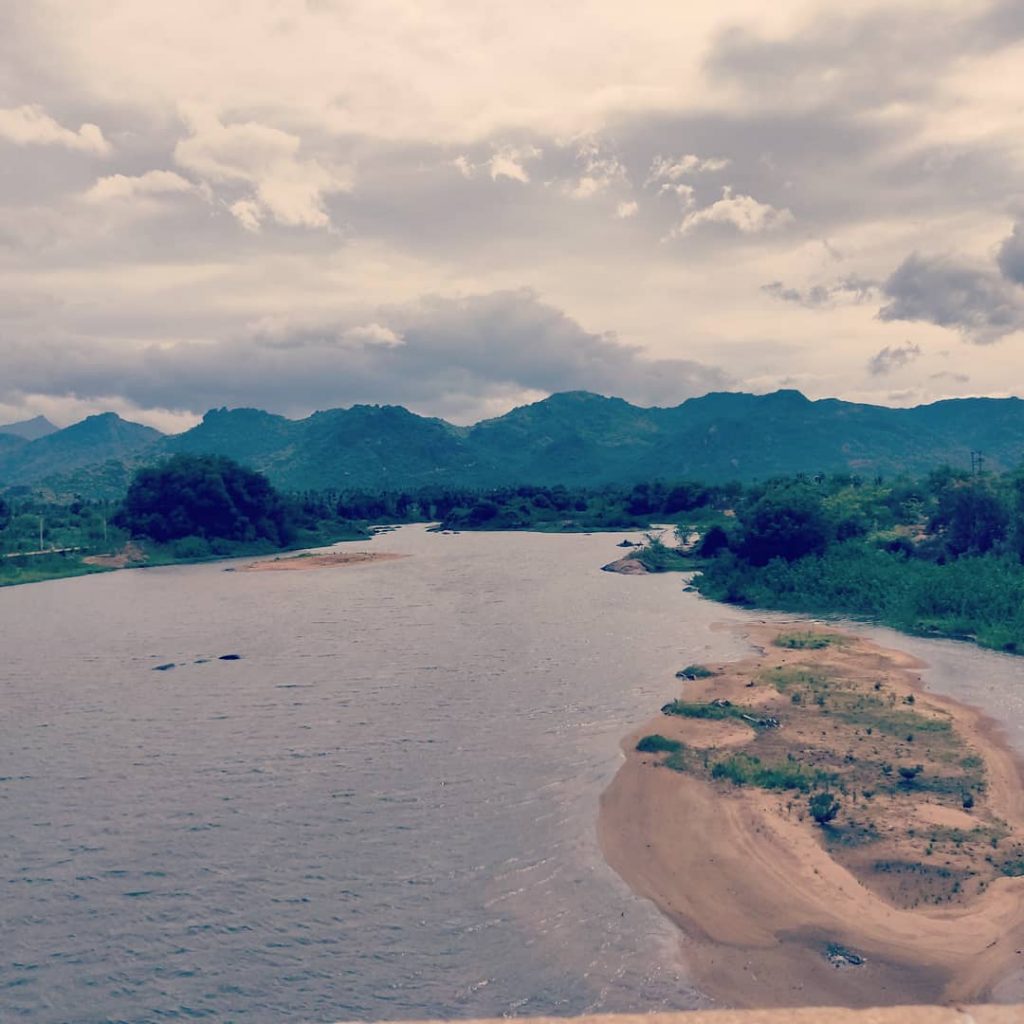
773, 631, 844, 650
710, 753, 833, 791
662, 699, 777, 728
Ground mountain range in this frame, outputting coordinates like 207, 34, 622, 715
3, 390, 1024, 499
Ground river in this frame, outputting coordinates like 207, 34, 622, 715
2, 526, 1023, 1022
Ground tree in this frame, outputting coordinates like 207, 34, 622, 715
808, 791, 840, 825
739, 485, 832, 566
114, 454, 295, 546
0, 495, 9, 531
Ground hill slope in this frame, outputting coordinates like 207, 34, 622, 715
0, 415, 58, 441
7, 391, 1024, 497
0, 413, 162, 491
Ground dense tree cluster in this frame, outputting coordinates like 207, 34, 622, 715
114, 454, 296, 546
693, 468, 1024, 652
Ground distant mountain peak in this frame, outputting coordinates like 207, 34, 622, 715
0, 414, 58, 441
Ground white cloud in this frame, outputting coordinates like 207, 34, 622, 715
646, 153, 730, 186
615, 200, 638, 218
0, 104, 110, 155
174, 112, 352, 229
487, 144, 541, 183
229, 198, 264, 232
341, 323, 405, 347
566, 138, 630, 199
82, 169, 195, 203
674, 187, 793, 236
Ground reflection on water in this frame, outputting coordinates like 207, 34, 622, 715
5, 527, 1024, 1023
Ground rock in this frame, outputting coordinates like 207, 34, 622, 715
152, 663, 176, 672
601, 555, 649, 574
219, 654, 242, 661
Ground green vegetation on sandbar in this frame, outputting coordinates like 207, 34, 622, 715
710, 753, 834, 792
636, 734, 683, 753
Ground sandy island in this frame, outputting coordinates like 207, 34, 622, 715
599, 622, 1024, 1008
237, 551, 407, 572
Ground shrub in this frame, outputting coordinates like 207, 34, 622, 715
809, 791, 841, 825
676, 664, 715, 679
636, 734, 682, 754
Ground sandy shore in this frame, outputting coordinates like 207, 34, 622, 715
238, 551, 407, 572
599, 622, 1024, 1008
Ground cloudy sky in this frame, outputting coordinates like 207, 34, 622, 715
2, 0, 1024, 432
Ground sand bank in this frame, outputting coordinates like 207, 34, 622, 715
238, 551, 407, 572
599, 623, 1024, 1008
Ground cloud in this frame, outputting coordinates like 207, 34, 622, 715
867, 341, 921, 376
0, 289, 730, 424
997, 219, 1024, 285
487, 144, 542, 183
82, 169, 195, 203
565, 138, 630, 200
763, 275, 876, 308
174, 112, 351, 229
646, 153, 730, 186
0, 104, 110, 155
674, 187, 793, 236
615, 200, 638, 218
878, 253, 1024, 343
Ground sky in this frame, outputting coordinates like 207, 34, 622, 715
2, 0, 1024, 432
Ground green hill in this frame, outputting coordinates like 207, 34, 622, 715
7, 391, 1024, 498
0, 413, 161, 493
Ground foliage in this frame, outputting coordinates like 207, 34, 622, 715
809, 791, 841, 825
687, 468, 1024, 654
636, 734, 683, 753
114, 454, 296, 546
710, 753, 830, 791
773, 631, 842, 650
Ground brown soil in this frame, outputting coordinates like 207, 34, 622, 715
237, 551, 407, 572
83, 542, 146, 568
599, 623, 1024, 1008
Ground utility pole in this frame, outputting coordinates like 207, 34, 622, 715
39, 515, 44, 551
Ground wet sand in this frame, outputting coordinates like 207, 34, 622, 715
238, 551, 407, 572
598, 623, 1024, 1008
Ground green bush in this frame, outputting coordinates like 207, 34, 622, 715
636, 734, 683, 753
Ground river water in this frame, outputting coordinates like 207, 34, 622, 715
3, 526, 1024, 1023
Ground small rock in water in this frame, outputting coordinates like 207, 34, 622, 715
219, 654, 242, 661
152, 663, 176, 672
194, 658, 210, 664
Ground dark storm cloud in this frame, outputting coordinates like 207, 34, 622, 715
867, 342, 921, 376
878, 254, 1024, 343
0, 289, 731, 422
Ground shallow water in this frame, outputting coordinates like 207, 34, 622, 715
5, 527, 1024, 1023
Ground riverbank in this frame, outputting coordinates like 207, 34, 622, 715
599, 622, 1024, 1008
